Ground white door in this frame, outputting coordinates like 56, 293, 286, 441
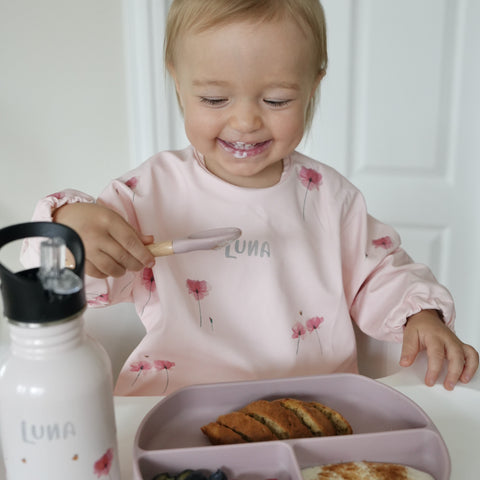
123, 0, 480, 376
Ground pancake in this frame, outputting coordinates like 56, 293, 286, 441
301, 461, 435, 479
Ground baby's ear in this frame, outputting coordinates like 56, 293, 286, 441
315, 69, 326, 88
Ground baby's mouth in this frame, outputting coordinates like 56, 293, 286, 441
218, 139, 271, 158
229, 142, 258, 150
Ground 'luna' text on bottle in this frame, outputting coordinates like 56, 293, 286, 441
21, 420, 76, 444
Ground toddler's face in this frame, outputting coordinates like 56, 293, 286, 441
170, 16, 321, 188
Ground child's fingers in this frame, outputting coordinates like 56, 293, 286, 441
459, 344, 480, 384
399, 324, 420, 367
104, 236, 149, 273
54, 202, 155, 277
399, 310, 479, 390
423, 343, 446, 387
108, 223, 155, 271
140, 234, 155, 245
442, 344, 469, 390
84, 233, 153, 278
92, 247, 134, 278
85, 259, 110, 279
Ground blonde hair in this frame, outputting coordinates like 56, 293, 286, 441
164, 0, 328, 129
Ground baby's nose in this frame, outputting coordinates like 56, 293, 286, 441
229, 101, 262, 133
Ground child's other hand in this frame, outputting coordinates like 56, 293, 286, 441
53, 202, 155, 278
400, 309, 479, 390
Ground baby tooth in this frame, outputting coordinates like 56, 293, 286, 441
233, 142, 255, 150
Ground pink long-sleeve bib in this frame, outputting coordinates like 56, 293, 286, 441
23, 146, 455, 395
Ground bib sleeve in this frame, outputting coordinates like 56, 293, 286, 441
340, 190, 455, 343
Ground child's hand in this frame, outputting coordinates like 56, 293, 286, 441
400, 309, 479, 390
54, 202, 155, 278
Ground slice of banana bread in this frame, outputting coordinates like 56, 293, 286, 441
200, 422, 246, 445
309, 401, 353, 435
241, 399, 313, 439
216, 411, 278, 442
275, 398, 336, 436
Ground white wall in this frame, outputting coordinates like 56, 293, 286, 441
0, 0, 130, 266
0, 0, 139, 369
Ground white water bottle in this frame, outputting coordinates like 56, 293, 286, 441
0, 222, 120, 479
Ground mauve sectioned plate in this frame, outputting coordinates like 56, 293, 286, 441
133, 374, 450, 480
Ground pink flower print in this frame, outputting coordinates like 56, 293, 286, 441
47, 191, 66, 200
125, 176, 138, 189
299, 166, 322, 220
306, 316, 324, 332
186, 279, 209, 300
299, 166, 322, 189
130, 360, 152, 386
291, 321, 307, 355
186, 279, 210, 327
306, 316, 324, 353
88, 293, 110, 307
154, 360, 176, 394
125, 176, 139, 201
93, 448, 113, 478
141, 267, 156, 315
372, 236, 393, 250
141, 267, 156, 289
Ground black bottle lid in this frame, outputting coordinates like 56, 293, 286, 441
0, 222, 86, 323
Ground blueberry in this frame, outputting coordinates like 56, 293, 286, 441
184, 471, 208, 480
209, 469, 227, 480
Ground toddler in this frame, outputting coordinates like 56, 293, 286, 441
22, 0, 478, 395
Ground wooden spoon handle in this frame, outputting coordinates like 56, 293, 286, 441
147, 241, 174, 257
